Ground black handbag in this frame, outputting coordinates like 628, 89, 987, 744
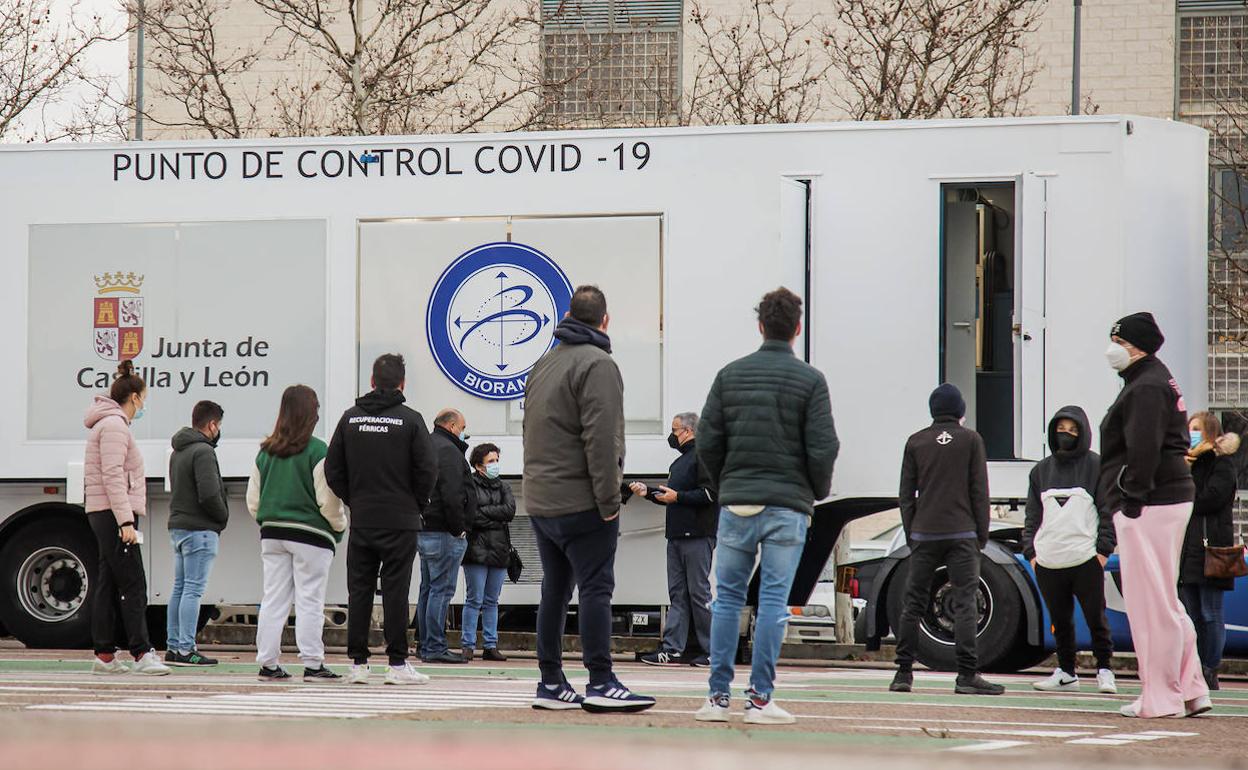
507, 547, 524, 584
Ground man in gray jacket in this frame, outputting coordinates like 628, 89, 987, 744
523, 285, 654, 714
165, 400, 228, 667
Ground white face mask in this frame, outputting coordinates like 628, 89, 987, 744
1105, 342, 1132, 372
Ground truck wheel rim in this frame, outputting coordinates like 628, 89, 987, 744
17, 547, 88, 623
919, 571, 994, 646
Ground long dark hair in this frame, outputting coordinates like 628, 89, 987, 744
261, 385, 319, 458
109, 360, 146, 405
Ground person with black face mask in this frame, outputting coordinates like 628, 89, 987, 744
1021, 406, 1116, 694
630, 413, 718, 667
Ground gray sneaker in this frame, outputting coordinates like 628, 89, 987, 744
131, 650, 172, 676
92, 656, 130, 675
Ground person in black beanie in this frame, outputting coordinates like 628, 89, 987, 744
891, 383, 1003, 696
1099, 312, 1208, 718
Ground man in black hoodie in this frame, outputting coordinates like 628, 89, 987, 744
326, 353, 439, 686
1022, 406, 1116, 694
417, 408, 475, 664
893, 383, 1003, 696
1099, 312, 1208, 719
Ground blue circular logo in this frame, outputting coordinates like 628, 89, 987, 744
426, 242, 573, 401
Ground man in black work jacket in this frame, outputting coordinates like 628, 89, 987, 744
892, 383, 1003, 696
417, 408, 476, 664
631, 412, 717, 667
325, 353, 439, 686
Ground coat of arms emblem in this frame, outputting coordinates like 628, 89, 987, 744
93, 272, 144, 361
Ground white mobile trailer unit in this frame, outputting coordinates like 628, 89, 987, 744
0, 116, 1206, 649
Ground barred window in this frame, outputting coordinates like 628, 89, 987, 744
1178, 10, 1248, 124
541, 0, 683, 127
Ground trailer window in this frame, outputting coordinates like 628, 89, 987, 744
26, 220, 328, 442
358, 215, 663, 436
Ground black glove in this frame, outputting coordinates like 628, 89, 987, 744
1121, 500, 1143, 519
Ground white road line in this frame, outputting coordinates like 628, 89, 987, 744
1137, 730, 1201, 737
1067, 738, 1135, 746
858, 726, 1091, 738
1102, 733, 1168, 741
946, 740, 1031, 752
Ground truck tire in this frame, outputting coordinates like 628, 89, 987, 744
884, 553, 1023, 672
0, 518, 96, 648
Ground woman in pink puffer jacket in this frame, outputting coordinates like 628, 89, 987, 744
83, 360, 168, 676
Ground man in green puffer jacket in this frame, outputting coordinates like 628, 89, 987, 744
695, 287, 838, 726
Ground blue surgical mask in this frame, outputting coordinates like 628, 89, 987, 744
459, 429, 469, 442
1191, 431, 1203, 449
485, 462, 501, 480
133, 407, 146, 421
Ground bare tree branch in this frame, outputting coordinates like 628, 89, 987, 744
0, 0, 126, 141
825, 0, 1044, 121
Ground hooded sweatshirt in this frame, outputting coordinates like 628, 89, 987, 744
324, 388, 439, 530
523, 317, 626, 520
1098, 354, 1195, 515
168, 427, 229, 533
1021, 406, 1114, 567
83, 394, 146, 526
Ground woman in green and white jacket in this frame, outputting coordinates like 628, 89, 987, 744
247, 384, 346, 682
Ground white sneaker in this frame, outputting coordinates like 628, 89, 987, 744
91, 656, 129, 675
131, 650, 171, 676
1097, 668, 1118, 694
346, 664, 371, 685
694, 694, 730, 723
384, 662, 430, 685
1033, 668, 1079, 692
743, 699, 796, 725
1184, 695, 1213, 717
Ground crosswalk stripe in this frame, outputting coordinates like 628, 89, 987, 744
946, 740, 1031, 752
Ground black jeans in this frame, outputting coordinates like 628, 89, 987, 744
895, 537, 980, 676
531, 510, 619, 686
87, 511, 151, 657
346, 527, 419, 666
1035, 557, 1113, 675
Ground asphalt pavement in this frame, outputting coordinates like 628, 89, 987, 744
0, 647, 1244, 769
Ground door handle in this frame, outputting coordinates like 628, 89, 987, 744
953, 321, 973, 331
1012, 323, 1033, 342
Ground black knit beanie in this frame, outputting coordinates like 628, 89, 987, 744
929, 383, 966, 419
1111, 312, 1164, 355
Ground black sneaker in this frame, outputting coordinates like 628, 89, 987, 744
425, 650, 468, 664
482, 648, 508, 662
689, 654, 710, 668
532, 678, 584, 710
640, 650, 685, 667
889, 669, 913, 692
582, 677, 656, 713
461, 647, 475, 662
258, 665, 292, 682
303, 665, 342, 682
955, 673, 1005, 695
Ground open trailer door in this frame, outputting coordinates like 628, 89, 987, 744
1015, 172, 1049, 460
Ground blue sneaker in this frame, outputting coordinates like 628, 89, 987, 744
532, 679, 584, 710
582, 677, 656, 713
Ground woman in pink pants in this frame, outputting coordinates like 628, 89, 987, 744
1099, 312, 1210, 719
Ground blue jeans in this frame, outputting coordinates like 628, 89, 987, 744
708, 507, 808, 699
462, 565, 507, 649
417, 532, 467, 657
167, 529, 219, 653
1181, 583, 1227, 670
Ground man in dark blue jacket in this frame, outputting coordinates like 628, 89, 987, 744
632, 412, 717, 668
